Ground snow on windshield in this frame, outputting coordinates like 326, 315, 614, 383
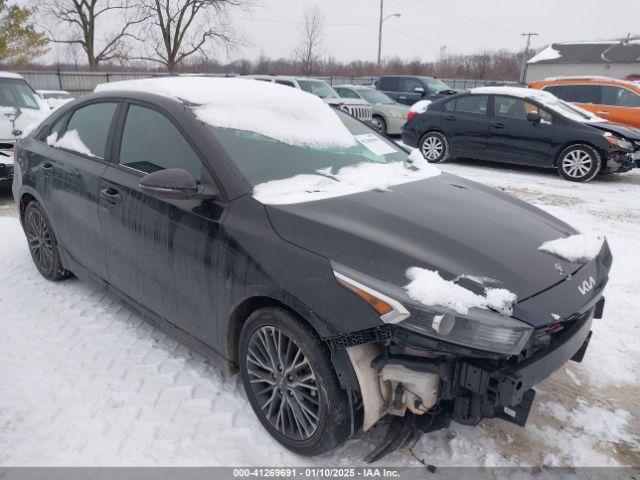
253, 149, 441, 205
96, 77, 356, 149
538, 233, 605, 263
470, 86, 606, 124
48, 130, 95, 157
404, 267, 517, 316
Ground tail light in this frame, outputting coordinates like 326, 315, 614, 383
407, 111, 417, 122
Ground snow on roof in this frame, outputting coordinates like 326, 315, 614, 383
0, 71, 24, 79
95, 77, 356, 148
470, 86, 606, 123
528, 46, 562, 64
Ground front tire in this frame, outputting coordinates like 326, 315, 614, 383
557, 144, 601, 182
371, 115, 387, 134
419, 131, 450, 163
239, 307, 351, 456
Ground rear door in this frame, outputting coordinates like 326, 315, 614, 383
396, 78, 424, 106
440, 95, 490, 157
599, 85, 640, 128
377, 77, 401, 102
98, 101, 226, 343
44, 100, 119, 280
487, 95, 555, 166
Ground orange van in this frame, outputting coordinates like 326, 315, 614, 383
529, 77, 640, 128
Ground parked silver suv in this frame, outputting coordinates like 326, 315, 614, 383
246, 75, 373, 123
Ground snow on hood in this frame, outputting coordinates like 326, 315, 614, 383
95, 77, 357, 149
471, 86, 606, 124
404, 267, 517, 316
538, 233, 605, 263
528, 46, 562, 64
253, 149, 441, 205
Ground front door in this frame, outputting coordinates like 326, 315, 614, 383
396, 78, 424, 106
45, 101, 119, 279
487, 95, 555, 166
98, 102, 226, 343
596, 85, 640, 128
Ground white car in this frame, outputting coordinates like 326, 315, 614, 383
0, 73, 50, 189
37, 89, 74, 110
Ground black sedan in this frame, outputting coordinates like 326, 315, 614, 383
12, 78, 611, 458
403, 86, 640, 182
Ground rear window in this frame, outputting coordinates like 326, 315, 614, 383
544, 84, 602, 104
445, 95, 488, 115
377, 77, 399, 91
0, 78, 40, 110
63, 102, 118, 158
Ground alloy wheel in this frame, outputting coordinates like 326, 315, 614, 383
371, 117, 385, 133
246, 326, 320, 441
25, 207, 54, 274
421, 135, 444, 161
561, 149, 593, 179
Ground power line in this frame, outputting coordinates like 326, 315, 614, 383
519, 32, 539, 83
235, 16, 375, 27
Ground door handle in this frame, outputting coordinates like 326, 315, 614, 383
445, 115, 456, 121
41, 162, 54, 175
490, 122, 506, 129
100, 187, 122, 205
596, 111, 610, 116
399, 96, 407, 100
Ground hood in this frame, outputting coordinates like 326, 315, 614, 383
589, 121, 640, 141
265, 174, 588, 321
0, 106, 48, 142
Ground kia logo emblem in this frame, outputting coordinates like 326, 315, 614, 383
578, 276, 596, 295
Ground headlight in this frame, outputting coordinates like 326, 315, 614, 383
389, 111, 405, 119
603, 132, 634, 151
332, 263, 533, 355
400, 309, 533, 355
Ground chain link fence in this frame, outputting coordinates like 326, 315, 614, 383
16, 70, 518, 97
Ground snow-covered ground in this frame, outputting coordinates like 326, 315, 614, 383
0, 159, 639, 466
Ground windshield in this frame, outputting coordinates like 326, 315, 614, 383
297, 80, 339, 99
358, 88, 395, 104
0, 78, 40, 109
206, 110, 410, 186
426, 78, 451, 94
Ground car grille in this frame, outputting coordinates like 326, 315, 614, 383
341, 104, 373, 121
0, 163, 13, 176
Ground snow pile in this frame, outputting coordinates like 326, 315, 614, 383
528, 46, 562, 64
404, 267, 517, 316
409, 100, 432, 114
253, 149, 441, 205
96, 77, 356, 149
538, 233, 604, 262
49, 130, 95, 157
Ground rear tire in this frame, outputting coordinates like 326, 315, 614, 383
557, 144, 601, 182
238, 307, 351, 456
371, 115, 387, 134
23, 201, 71, 281
419, 131, 450, 163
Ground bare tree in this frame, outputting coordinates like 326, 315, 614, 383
293, 4, 324, 76
133, 0, 251, 73
37, 0, 146, 70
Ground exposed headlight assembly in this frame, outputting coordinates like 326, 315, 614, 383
332, 263, 533, 355
389, 111, 405, 119
603, 132, 634, 151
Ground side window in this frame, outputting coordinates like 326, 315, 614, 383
444, 99, 456, 111
494, 96, 552, 123
335, 88, 360, 99
454, 95, 488, 115
544, 84, 602, 104
119, 104, 204, 182
399, 78, 423, 93
275, 80, 295, 87
54, 102, 117, 158
601, 86, 640, 107
378, 77, 399, 91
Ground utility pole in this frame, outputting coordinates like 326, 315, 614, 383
377, 0, 384, 68
519, 32, 539, 83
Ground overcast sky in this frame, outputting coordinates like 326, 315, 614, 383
230, 0, 640, 62
24, 0, 640, 64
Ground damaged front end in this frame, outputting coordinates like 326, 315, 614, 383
326, 255, 608, 461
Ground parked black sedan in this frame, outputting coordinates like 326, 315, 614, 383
403, 86, 640, 182
13, 78, 610, 458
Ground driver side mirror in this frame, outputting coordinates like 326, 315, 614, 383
139, 168, 218, 200
527, 111, 541, 123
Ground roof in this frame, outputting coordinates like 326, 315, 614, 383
530, 76, 640, 90
0, 71, 25, 79
528, 41, 640, 65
